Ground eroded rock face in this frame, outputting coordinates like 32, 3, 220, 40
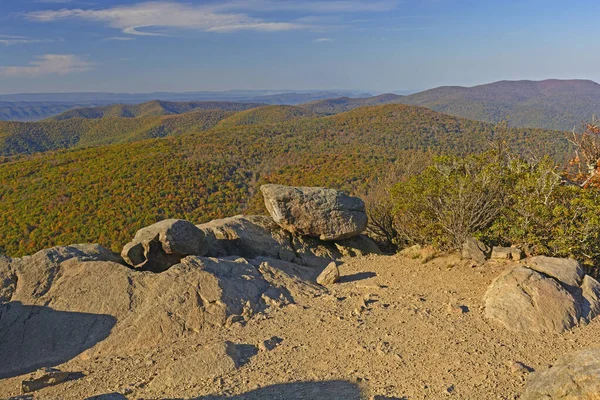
522, 349, 600, 399
122, 219, 207, 272
260, 184, 368, 241
484, 266, 580, 334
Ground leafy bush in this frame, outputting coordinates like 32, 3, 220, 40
391, 151, 507, 249
390, 149, 600, 270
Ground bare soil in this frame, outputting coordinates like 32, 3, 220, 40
2, 253, 600, 399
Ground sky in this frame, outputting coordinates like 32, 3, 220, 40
0, 0, 599, 94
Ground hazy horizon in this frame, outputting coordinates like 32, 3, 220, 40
2, 0, 600, 94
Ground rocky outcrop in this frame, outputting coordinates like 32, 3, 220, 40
260, 184, 368, 240
484, 257, 600, 333
122, 219, 207, 272
21, 367, 71, 393
0, 245, 323, 378
522, 349, 600, 399
198, 215, 380, 268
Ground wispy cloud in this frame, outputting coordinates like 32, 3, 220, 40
25, 1, 400, 36
0, 34, 52, 46
103, 36, 136, 41
25, 1, 309, 35
0, 54, 94, 77
315, 37, 334, 42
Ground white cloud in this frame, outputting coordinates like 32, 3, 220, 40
25, 2, 309, 35
315, 37, 334, 42
0, 35, 53, 46
103, 36, 136, 41
0, 54, 94, 77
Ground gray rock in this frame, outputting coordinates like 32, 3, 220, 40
122, 219, 207, 272
522, 349, 600, 399
261, 184, 367, 241
461, 237, 490, 264
316, 262, 340, 285
483, 266, 580, 333
335, 235, 383, 257
21, 367, 70, 393
581, 275, 600, 322
528, 256, 584, 292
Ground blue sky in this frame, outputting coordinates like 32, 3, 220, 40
0, 0, 598, 94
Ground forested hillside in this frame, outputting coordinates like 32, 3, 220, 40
0, 104, 568, 257
400, 79, 600, 131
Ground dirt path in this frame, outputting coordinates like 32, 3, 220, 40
2, 253, 599, 399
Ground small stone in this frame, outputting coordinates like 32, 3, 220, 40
21, 368, 70, 393
507, 361, 533, 374
258, 336, 283, 351
316, 262, 340, 285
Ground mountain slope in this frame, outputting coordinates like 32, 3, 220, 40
400, 79, 600, 130
50, 100, 264, 120
301, 94, 404, 114
0, 104, 567, 256
0, 102, 89, 122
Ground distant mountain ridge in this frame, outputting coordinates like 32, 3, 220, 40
399, 79, 600, 130
0, 90, 372, 122
51, 100, 264, 120
301, 93, 404, 114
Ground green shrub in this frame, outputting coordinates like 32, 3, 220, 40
390, 149, 600, 271
391, 151, 507, 250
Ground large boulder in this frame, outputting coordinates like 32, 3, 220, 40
122, 219, 207, 272
484, 266, 580, 334
260, 184, 367, 241
522, 349, 600, 399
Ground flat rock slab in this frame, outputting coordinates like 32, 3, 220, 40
260, 184, 367, 241
522, 348, 600, 399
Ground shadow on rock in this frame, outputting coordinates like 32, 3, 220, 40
339, 272, 377, 283
182, 380, 361, 400
0, 301, 116, 379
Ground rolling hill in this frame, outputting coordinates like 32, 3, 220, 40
0, 103, 568, 257
399, 79, 600, 131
